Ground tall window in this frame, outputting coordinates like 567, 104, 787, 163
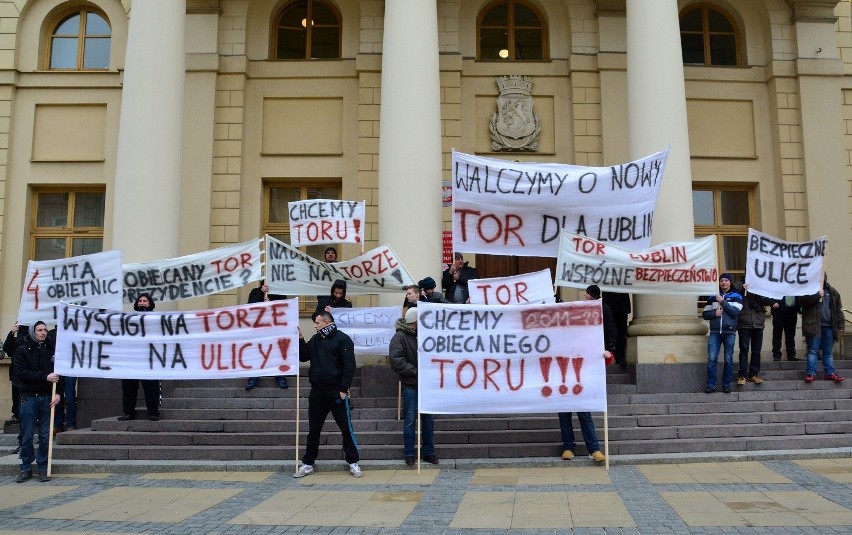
31, 189, 105, 261
264, 181, 342, 313
48, 9, 111, 70
679, 4, 740, 66
693, 186, 753, 280
478, 0, 547, 61
273, 0, 341, 59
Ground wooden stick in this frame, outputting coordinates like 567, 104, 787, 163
604, 411, 609, 472
295, 372, 301, 472
397, 381, 402, 421
47, 382, 57, 478
417, 411, 421, 475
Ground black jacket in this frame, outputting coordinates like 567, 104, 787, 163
601, 301, 617, 354
13, 332, 63, 396
3, 327, 28, 383
299, 324, 356, 393
316, 279, 353, 312
389, 319, 418, 389
442, 262, 479, 303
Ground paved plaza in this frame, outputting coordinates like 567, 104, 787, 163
0, 452, 849, 534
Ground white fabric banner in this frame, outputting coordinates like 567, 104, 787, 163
451, 148, 668, 257
331, 306, 398, 356
122, 239, 263, 304
265, 235, 415, 295
468, 269, 555, 305
18, 250, 123, 325
744, 228, 825, 299
556, 232, 719, 295
54, 300, 300, 380
417, 301, 607, 414
288, 199, 365, 246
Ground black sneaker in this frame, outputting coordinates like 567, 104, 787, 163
117, 414, 135, 421
722, 387, 731, 394
276, 377, 289, 389
423, 454, 439, 465
244, 378, 259, 391
15, 470, 31, 483
38, 469, 50, 482
405, 456, 415, 466
4, 417, 18, 425
148, 414, 160, 421
704, 387, 716, 394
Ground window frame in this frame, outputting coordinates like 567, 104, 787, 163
45, 7, 112, 71
679, 3, 741, 67
30, 187, 106, 261
270, 0, 342, 60
692, 184, 755, 280
476, 0, 549, 62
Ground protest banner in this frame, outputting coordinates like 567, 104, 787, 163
331, 306, 398, 355
556, 232, 719, 295
265, 235, 416, 295
744, 228, 825, 299
469, 269, 556, 305
54, 299, 300, 380
288, 199, 365, 246
122, 239, 263, 304
417, 301, 607, 414
18, 250, 123, 325
451, 148, 668, 257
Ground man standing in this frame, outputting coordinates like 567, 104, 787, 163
557, 285, 614, 464
389, 307, 437, 466
316, 280, 352, 313
119, 293, 161, 421
323, 246, 338, 263
245, 280, 289, 390
771, 296, 800, 361
734, 279, 775, 385
418, 277, 449, 303
294, 311, 362, 478
13, 321, 61, 483
799, 275, 845, 383
401, 284, 421, 316
442, 252, 479, 303
702, 273, 743, 394
601, 291, 630, 366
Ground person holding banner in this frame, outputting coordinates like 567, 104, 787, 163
13, 321, 62, 483
244, 281, 289, 391
293, 311, 362, 478
324, 246, 338, 262
419, 277, 449, 304
118, 294, 161, 421
315, 279, 352, 313
733, 279, 776, 386
771, 296, 800, 361
702, 274, 743, 394
442, 253, 479, 304
799, 275, 845, 384
389, 307, 438, 466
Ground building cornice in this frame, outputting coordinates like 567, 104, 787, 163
785, 0, 840, 23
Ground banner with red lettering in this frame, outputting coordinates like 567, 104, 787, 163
556, 232, 718, 295
18, 250, 123, 326
745, 228, 825, 299
417, 301, 607, 414
54, 300, 299, 379
265, 235, 415, 295
122, 239, 263, 305
331, 306, 398, 355
288, 199, 365, 246
468, 269, 555, 305
452, 148, 667, 257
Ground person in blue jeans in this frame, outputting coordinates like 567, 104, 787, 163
13, 321, 62, 483
389, 307, 437, 466
798, 275, 845, 384
702, 273, 743, 394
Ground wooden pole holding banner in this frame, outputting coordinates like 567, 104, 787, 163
603, 411, 609, 471
294, 372, 301, 472
819, 240, 827, 301
417, 411, 421, 475
361, 200, 366, 255
46, 382, 57, 477
397, 381, 401, 421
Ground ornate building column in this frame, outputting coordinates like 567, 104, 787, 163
625, 0, 707, 369
113, 1, 186, 264
377, 0, 443, 298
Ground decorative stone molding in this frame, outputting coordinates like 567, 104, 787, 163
489, 75, 542, 152
785, 0, 840, 23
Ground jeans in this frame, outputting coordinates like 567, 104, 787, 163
558, 412, 599, 454
707, 332, 735, 389
737, 328, 763, 378
806, 326, 836, 376
402, 386, 435, 457
64, 376, 77, 428
19, 394, 51, 471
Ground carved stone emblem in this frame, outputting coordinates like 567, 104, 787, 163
489, 75, 542, 152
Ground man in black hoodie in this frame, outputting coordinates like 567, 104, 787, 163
315, 279, 352, 313
13, 321, 61, 483
293, 310, 362, 478
118, 293, 160, 421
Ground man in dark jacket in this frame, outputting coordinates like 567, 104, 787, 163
118, 293, 160, 421
798, 275, 845, 383
3, 322, 28, 430
419, 277, 449, 304
13, 321, 61, 483
442, 252, 479, 303
293, 310, 362, 478
702, 273, 743, 394
389, 307, 437, 466
771, 296, 800, 361
245, 280, 289, 390
733, 278, 776, 385
315, 279, 353, 313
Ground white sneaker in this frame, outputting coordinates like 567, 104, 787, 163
349, 463, 363, 478
293, 464, 314, 478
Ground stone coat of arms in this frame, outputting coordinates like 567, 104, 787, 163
490, 75, 542, 151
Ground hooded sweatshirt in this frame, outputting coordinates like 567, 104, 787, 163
315, 279, 352, 312
134, 293, 156, 312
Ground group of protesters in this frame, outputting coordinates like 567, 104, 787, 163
703, 272, 846, 394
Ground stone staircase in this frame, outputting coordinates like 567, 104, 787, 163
51, 360, 850, 462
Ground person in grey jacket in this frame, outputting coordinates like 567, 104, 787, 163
389, 307, 437, 466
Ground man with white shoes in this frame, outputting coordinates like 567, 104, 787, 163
293, 310, 362, 478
